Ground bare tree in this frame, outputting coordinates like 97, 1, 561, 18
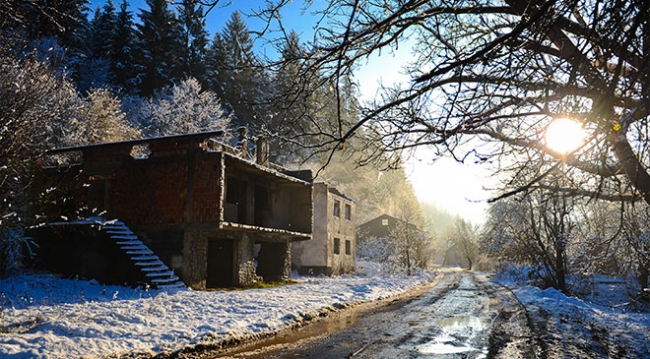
241, 0, 650, 206
446, 218, 480, 270
482, 188, 578, 292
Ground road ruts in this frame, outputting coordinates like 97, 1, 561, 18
211, 270, 539, 359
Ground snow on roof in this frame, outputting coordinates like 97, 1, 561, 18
46, 130, 227, 154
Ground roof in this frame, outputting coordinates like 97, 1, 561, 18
224, 151, 311, 186
46, 130, 228, 155
358, 214, 420, 231
45, 130, 311, 186
314, 181, 354, 202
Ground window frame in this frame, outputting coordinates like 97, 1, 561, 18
333, 199, 341, 217
333, 237, 341, 255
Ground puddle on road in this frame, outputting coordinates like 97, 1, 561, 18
416, 316, 488, 356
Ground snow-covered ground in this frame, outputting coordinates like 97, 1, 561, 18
0, 260, 434, 358
3, 263, 650, 358
493, 268, 650, 358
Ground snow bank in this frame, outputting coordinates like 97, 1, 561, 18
493, 267, 650, 357
0, 265, 434, 358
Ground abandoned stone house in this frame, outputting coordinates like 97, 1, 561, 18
39, 131, 313, 289
292, 183, 356, 275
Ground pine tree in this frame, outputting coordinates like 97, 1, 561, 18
111, 0, 137, 92
135, 0, 183, 96
178, 0, 209, 85
207, 11, 268, 130
90, 0, 116, 59
75, 0, 118, 92
269, 31, 317, 161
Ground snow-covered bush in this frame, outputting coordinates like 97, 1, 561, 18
0, 36, 78, 276
124, 77, 231, 139
62, 87, 141, 147
0, 228, 34, 276
357, 230, 428, 276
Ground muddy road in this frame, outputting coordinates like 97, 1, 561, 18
211, 271, 539, 358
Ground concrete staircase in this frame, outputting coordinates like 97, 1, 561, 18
100, 220, 185, 290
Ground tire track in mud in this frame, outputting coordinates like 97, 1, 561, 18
207, 271, 539, 359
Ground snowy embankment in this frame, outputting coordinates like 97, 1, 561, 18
493, 270, 650, 358
0, 260, 435, 358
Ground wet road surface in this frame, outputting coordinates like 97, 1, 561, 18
212, 271, 538, 358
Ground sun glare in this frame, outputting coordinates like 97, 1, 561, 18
544, 118, 586, 154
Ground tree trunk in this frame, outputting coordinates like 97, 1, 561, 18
555, 239, 567, 293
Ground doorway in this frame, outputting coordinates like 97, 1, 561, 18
207, 238, 234, 288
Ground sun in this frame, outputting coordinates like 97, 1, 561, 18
544, 118, 586, 154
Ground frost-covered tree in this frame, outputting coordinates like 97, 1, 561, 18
63, 87, 141, 146
125, 77, 231, 138
445, 218, 480, 270
388, 220, 426, 276
482, 190, 577, 293
0, 37, 78, 275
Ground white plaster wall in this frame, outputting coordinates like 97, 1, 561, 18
291, 183, 328, 267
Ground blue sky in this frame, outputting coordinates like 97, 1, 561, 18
89, 1, 318, 48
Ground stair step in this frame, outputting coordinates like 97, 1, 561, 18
111, 235, 139, 240
151, 276, 180, 284
126, 249, 154, 255
141, 265, 169, 272
102, 224, 126, 230
88, 217, 185, 289
121, 245, 149, 251
135, 260, 164, 267
131, 255, 159, 261
117, 240, 142, 245
146, 271, 175, 278
105, 230, 134, 235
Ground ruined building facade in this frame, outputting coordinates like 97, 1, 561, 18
44, 132, 312, 289
292, 183, 356, 275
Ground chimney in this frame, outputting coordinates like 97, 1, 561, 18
236, 127, 248, 158
256, 136, 270, 167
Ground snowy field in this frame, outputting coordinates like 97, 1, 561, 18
0, 260, 435, 358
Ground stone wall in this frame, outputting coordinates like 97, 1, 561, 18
183, 229, 208, 290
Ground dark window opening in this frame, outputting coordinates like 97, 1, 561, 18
225, 178, 248, 223
255, 185, 270, 210
345, 240, 351, 255
333, 199, 341, 217
226, 178, 240, 204
344, 204, 351, 220
334, 238, 340, 255
254, 185, 270, 226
